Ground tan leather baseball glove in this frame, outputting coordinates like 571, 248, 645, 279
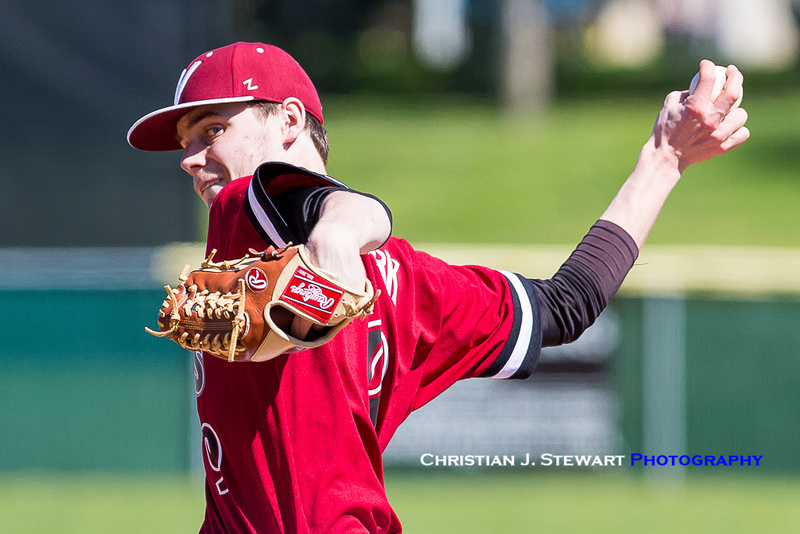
146, 244, 379, 362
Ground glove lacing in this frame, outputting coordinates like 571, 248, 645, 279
146, 279, 247, 362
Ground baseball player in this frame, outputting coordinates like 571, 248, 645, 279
128, 42, 748, 533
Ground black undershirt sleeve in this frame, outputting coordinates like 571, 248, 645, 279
271, 187, 393, 246
530, 219, 639, 347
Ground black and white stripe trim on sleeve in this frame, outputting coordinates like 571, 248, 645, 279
480, 272, 542, 380
244, 162, 351, 248
244, 177, 297, 248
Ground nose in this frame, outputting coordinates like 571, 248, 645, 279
180, 141, 207, 175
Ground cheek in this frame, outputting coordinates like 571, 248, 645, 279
211, 131, 274, 180
228, 153, 257, 179
237, 142, 273, 176
202, 146, 241, 180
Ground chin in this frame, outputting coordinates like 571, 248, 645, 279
203, 188, 221, 207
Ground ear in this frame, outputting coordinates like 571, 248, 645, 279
280, 97, 307, 145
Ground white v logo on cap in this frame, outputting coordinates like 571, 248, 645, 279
174, 60, 203, 105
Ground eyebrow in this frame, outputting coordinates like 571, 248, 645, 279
185, 110, 223, 130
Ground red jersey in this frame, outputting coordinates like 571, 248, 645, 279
197, 176, 541, 533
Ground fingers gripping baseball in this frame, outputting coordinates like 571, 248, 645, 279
653, 61, 749, 173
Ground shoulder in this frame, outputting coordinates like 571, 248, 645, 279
207, 175, 266, 258
210, 176, 254, 212
208, 176, 254, 223
364, 238, 478, 279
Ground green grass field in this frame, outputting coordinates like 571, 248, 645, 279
2, 470, 799, 533
322, 88, 800, 248
386, 470, 800, 533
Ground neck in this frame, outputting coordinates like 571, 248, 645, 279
291, 153, 326, 175
282, 134, 326, 175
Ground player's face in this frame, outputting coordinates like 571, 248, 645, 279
177, 103, 282, 208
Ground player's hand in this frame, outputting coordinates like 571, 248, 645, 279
285, 189, 388, 341
651, 59, 750, 174
289, 222, 367, 340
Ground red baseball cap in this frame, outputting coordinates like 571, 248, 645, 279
127, 42, 323, 152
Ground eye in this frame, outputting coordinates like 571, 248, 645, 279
203, 124, 224, 141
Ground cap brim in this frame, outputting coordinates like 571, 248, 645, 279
127, 96, 256, 152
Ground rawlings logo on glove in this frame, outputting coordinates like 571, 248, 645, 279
283, 268, 344, 321
146, 244, 379, 362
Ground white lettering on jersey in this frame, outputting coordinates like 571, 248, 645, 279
194, 350, 205, 396
367, 319, 390, 398
369, 249, 400, 305
201, 423, 228, 496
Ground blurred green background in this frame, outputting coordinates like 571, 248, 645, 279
2, 0, 800, 532
323, 89, 800, 247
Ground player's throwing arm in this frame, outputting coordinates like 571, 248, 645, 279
600, 59, 750, 249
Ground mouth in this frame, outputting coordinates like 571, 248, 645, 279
199, 179, 221, 195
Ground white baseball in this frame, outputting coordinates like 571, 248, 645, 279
689, 65, 743, 109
